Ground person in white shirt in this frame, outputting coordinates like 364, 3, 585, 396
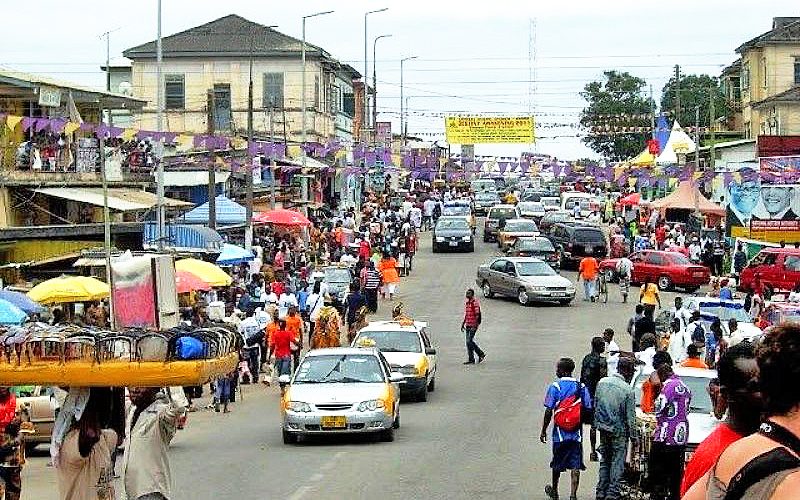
409, 206, 423, 230
423, 198, 436, 230
401, 199, 413, 218
635, 333, 658, 369
688, 238, 702, 263
670, 296, 692, 332
278, 291, 299, 320
339, 251, 357, 266
238, 312, 263, 382
615, 256, 633, 302
603, 328, 620, 375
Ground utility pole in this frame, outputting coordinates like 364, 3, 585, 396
400, 56, 417, 147
98, 98, 114, 328
364, 8, 388, 143
155, 0, 165, 251
207, 90, 216, 230
245, 34, 254, 250
649, 84, 656, 134
372, 34, 392, 146
674, 64, 681, 124
709, 86, 716, 171
269, 104, 276, 209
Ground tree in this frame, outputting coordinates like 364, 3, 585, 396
660, 74, 729, 128
580, 71, 655, 161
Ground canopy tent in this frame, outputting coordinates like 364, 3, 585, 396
618, 192, 642, 207
650, 181, 725, 216
0, 290, 43, 314
175, 270, 212, 294
252, 208, 311, 227
629, 149, 656, 166
656, 121, 696, 165
0, 299, 27, 325
654, 114, 670, 154
215, 243, 254, 266
180, 195, 247, 225
28, 275, 110, 304
175, 259, 232, 287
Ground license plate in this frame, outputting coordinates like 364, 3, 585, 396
449, 241, 459, 246
320, 416, 347, 429
551, 292, 566, 297
584, 245, 593, 253
693, 272, 704, 277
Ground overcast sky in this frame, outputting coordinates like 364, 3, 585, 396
3, 0, 795, 159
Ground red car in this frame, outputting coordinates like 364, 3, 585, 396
739, 247, 800, 293
599, 250, 710, 292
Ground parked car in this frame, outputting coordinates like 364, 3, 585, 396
682, 297, 762, 343
473, 192, 501, 215
352, 320, 437, 402
476, 256, 575, 306
738, 247, 800, 293
483, 204, 520, 242
540, 197, 561, 212
433, 216, 474, 253
517, 201, 546, 221
599, 250, 711, 292
442, 200, 476, 233
320, 266, 355, 310
507, 236, 560, 268
281, 347, 403, 444
497, 218, 540, 251
538, 210, 572, 233
546, 223, 608, 268
14, 386, 56, 451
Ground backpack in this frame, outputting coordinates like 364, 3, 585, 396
691, 322, 705, 345
552, 382, 583, 433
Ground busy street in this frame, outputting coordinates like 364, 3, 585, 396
18, 226, 680, 500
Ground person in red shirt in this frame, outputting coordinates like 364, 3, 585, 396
358, 236, 371, 260
655, 224, 667, 250
0, 388, 16, 431
461, 288, 485, 364
271, 320, 295, 378
680, 341, 762, 496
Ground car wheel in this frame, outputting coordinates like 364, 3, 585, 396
432, 243, 439, 253
380, 426, 395, 442
282, 429, 297, 445
417, 385, 428, 402
657, 275, 673, 291
467, 243, 475, 253
603, 268, 616, 283
427, 376, 436, 392
517, 288, 529, 306
482, 281, 495, 299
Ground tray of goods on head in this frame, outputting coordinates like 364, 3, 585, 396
0, 323, 241, 386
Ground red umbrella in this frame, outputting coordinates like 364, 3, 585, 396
176, 270, 211, 294
618, 193, 641, 207
253, 208, 311, 226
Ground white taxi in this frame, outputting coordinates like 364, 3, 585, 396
352, 319, 437, 402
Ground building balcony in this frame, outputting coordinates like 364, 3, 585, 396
1, 165, 153, 187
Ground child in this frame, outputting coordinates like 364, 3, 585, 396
237, 351, 252, 384
214, 372, 234, 413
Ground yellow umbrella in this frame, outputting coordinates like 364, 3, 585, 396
27, 275, 110, 304
175, 258, 232, 287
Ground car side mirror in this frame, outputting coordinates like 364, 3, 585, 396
389, 372, 406, 383
425, 348, 437, 355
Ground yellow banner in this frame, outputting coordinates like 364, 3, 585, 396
445, 116, 535, 144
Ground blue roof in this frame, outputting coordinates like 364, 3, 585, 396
143, 222, 223, 253
180, 195, 247, 225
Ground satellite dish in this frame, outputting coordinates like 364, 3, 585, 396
118, 81, 132, 95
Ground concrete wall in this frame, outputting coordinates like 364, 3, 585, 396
740, 42, 800, 138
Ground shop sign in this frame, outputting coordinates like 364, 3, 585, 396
76, 138, 100, 172
38, 86, 62, 107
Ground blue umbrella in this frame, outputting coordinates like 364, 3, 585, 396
216, 243, 254, 266
0, 299, 28, 325
0, 290, 44, 314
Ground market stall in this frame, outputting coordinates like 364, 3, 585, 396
175, 259, 233, 287
650, 181, 725, 226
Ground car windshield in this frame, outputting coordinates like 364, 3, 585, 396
443, 205, 470, 216
515, 261, 557, 276
489, 208, 517, 219
355, 330, 422, 353
436, 218, 469, 230
476, 193, 497, 201
542, 198, 559, 207
519, 202, 544, 212
519, 238, 554, 251
698, 302, 752, 323
505, 220, 538, 232
294, 354, 385, 384
324, 268, 351, 283
669, 253, 692, 265
574, 229, 605, 243
634, 373, 713, 413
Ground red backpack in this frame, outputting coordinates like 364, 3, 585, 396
553, 382, 583, 432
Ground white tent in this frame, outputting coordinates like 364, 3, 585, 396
656, 121, 696, 165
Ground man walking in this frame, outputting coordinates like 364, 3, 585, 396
541, 358, 592, 500
461, 288, 485, 364
363, 261, 382, 313
593, 357, 637, 500
578, 255, 600, 302
580, 337, 607, 462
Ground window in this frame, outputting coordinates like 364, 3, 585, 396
262, 72, 284, 108
741, 63, 750, 92
795, 57, 800, 85
784, 256, 800, 272
645, 253, 665, 265
314, 75, 320, 110
343, 91, 355, 117
164, 74, 185, 109
490, 260, 507, 272
762, 58, 768, 89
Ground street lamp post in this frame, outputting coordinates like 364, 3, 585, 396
364, 8, 388, 143
372, 34, 392, 145
400, 56, 417, 147
301, 10, 334, 209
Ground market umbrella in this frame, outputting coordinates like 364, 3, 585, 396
175, 259, 233, 287
27, 275, 110, 304
0, 299, 27, 325
0, 290, 44, 314
252, 208, 311, 226
176, 270, 212, 294
216, 243, 254, 266
618, 193, 641, 207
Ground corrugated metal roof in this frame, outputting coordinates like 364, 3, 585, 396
33, 188, 191, 212
142, 222, 223, 253
163, 170, 231, 187
180, 195, 246, 225
0, 68, 146, 105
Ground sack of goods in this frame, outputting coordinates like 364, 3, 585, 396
0, 322, 242, 387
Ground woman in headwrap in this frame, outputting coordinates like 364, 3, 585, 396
312, 295, 342, 349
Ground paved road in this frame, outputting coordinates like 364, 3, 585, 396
22, 229, 680, 500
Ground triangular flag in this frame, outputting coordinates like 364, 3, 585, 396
63, 121, 81, 135
176, 135, 193, 148
5, 115, 23, 131
120, 128, 137, 141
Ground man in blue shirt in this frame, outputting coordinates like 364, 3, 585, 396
541, 357, 593, 500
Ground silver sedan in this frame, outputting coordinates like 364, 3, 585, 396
281, 347, 403, 444
476, 257, 576, 306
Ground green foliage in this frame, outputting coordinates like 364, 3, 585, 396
660, 74, 729, 128
580, 71, 655, 161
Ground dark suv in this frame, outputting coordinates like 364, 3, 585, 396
546, 223, 608, 268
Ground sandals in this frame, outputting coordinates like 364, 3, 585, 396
544, 485, 559, 500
